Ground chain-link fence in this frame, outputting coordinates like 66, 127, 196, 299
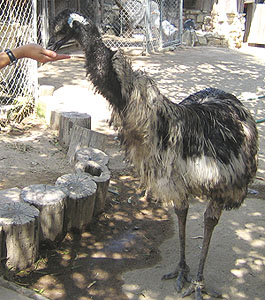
0, 0, 38, 126
0, 0, 182, 125
87, 0, 183, 51
40, 0, 182, 52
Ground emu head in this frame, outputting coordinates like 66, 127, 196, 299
48, 9, 96, 51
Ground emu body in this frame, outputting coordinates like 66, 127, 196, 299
49, 10, 258, 299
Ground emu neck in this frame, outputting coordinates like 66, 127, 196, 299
78, 25, 125, 111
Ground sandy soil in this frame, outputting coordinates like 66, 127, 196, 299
0, 45, 264, 300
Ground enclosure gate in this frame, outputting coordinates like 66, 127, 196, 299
99, 0, 183, 51
0, 0, 38, 125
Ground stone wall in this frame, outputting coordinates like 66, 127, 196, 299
183, 7, 245, 48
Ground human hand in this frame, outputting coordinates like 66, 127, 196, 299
13, 44, 71, 63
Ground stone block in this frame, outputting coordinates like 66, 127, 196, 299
197, 14, 204, 23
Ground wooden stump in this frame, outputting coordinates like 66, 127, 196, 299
50, 110, 61, 130
67, 125, 107, 163
0, 226, 2, 263
56, 173, 97, 232
59, 112, 91, 149
0, 187, 22, 263
75, 161, 111, 216
75, 147, 109, 166
21, 184, 67, 243
0, 202, 39, 270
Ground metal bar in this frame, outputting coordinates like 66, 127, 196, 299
179, 0, 183, 44
42, 0, 49, 47
32, 0, 38, 105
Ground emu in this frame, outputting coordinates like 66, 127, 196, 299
48, 9, 258, 299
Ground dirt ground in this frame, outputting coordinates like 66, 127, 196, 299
0, 45, 264, 300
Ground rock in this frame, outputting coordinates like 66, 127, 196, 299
197, 33, 208, 45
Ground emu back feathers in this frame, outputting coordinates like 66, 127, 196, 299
112, 53, 258, 209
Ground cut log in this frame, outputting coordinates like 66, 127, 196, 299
0, 226, 2, 262
67, 125, 107, 163
56, 173, 97, 232
75, 147, 109, 166
50, 110, 61, 130
59, 112, 91, 149
0, 187, 22, 263
0, 202, 39, 270
75, 160, 111, 216
21, 184, 67, 243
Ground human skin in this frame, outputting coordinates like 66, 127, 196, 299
0, 43, 70, 69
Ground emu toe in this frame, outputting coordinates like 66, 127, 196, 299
162, 265, 191, 292
182, 280, 222, 300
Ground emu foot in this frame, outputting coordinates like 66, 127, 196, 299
161, 265, 191, 292
182, 280, 222, 300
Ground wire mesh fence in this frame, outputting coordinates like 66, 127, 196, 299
0, 0, 182, 126
79, 0, 183, 52
0, 0, 38, 126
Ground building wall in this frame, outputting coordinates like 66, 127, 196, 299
183, 0, 245, 48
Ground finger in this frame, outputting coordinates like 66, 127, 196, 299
42, 49, 57, 58
55, 54, 71, 60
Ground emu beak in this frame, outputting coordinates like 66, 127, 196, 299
47, 32, 74, 51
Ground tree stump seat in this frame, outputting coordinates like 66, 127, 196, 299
67, 126, 107, 163
59, 112, 91, 149
75, 147, 109, 166
56, 173, 97, 232
21, 184, 67, 243
0, 202, 39, 270
75, 160, 110, 216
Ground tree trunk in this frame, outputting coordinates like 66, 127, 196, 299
50, 109, 61, 130
0, 202, 39, 270
75, 147, 109, 166
59, 112, 91, 149
67, 125, 107, 163
56, 173, 97, 232
75, 160, 110, 216
21, 184, 67, 243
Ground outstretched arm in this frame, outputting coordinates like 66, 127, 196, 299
0, 43, 70, 69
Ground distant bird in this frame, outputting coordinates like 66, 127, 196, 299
48, 9, 258, 299
184, 18, 196, 31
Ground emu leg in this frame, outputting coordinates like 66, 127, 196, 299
162, 206, 190, 292
183, 202, 223, 299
